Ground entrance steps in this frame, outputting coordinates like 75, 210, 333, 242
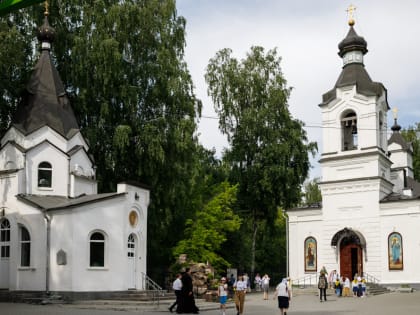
366, 283, 391, 295
290, 283, 390, 296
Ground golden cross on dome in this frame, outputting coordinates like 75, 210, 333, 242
44, 1, 49, 16
346, 4, 356, 26
392, 107, 398, 120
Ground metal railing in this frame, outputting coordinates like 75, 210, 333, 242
292, 273, 320, 288
291, 272, 380, 288
141, 272, 165, 306
363, 273, 380, 284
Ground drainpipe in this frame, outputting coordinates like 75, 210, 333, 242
281, 210, 289, 278
43, 210, 51, 294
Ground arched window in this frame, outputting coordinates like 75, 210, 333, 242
20, 226, 31, 267
89, 232, 105, 267
38, 162, 52, 188
127, 234, 135, 257
379, 112, 384, 150
342, 111, 358, 151
0, 219, 10, 258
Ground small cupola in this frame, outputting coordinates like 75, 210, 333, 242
338, 6, 368, 66
37, 7, 56, 51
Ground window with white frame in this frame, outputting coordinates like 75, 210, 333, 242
0, 219, 10, 258
38, 162, 52, 188
89, 232, 105, 267
20, 226, 31, 267
127, 234, 135, 257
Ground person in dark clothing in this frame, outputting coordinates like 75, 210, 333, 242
318, 272, 327, 302
178, 268, 199, 314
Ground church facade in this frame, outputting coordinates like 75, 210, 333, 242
287, 21, 420, 286
0, 15, 149, 292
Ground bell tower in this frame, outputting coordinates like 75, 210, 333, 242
319, 12, 393, 200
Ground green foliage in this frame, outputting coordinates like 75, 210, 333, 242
301, 177, 322, 206
401, 123, 420, 181
0, 0, 204, 283
173, 181, 241, 272
205, 46, 317, 275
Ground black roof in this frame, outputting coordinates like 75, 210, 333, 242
321, 26, 389, 107
16, 192, 125, 211
321, 63, 387, 105
11, 16, 79, 139
338, 26, 368, 57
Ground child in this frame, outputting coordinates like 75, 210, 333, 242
218, 277, 228, 315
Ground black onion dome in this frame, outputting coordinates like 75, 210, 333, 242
338, 26, 368, 57
391, 119, 402, 132
37, 15, 56, 45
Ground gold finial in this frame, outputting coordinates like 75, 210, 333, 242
392, 107, 398, 120
44, 1, 49, 16
346, 4, 356, 26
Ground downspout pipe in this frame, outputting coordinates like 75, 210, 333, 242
43, 210, 51, 294
281, 210, 289, 278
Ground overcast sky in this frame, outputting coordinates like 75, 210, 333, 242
176, 0, 420, 179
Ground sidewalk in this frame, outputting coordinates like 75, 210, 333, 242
1, 289, 420, 315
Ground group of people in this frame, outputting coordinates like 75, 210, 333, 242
318, 269, 368, 302
230, 274, 291, 315
170, 272, 292, 315
168, 268, 199, 314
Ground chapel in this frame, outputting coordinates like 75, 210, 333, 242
0, 11, 150, 293
286, 16, 420, 287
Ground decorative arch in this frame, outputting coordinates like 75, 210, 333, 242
341, 110, 358, 151
331, 227, 366, 248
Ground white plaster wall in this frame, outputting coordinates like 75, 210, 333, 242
322, 154, 391, 182
0, 143, 24, 169
49, 185, 148, 292
67, 132, 89, 152
321, 87, 382, 154
69, 150, 94, 175
70, 175, 97, 197
26, 142, 69, 196
3, 201, 48, 291
380, 202, 420, 284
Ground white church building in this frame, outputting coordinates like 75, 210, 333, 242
287, 20, 420, 286
0, 15, 150, 293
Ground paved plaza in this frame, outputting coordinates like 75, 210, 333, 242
1, 290, 420, 315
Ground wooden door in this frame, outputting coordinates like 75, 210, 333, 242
340, 243, 363, 279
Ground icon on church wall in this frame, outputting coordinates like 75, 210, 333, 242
388, 232, 403, 270
304, 236, 317, 272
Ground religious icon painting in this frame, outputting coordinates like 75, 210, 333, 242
304, 236, 317, 272
388, 232, 403, 270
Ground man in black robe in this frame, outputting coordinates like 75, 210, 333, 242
178, 268, 199, 314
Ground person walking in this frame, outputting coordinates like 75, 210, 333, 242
318, 272, 327, 302
218, 277, 228, 315
254, 273, 262, 292
262, 274, 270, 300
233, 274, 247, 315
169, 273, 182, 313
273, 278, 291, 315
179, 268, 199, 314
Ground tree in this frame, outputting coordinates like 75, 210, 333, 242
401, 123, 420, 181
173, 181, 241, 272
205, 46, 317, 276
0, 1, 203, 283
301, 177, 322, 206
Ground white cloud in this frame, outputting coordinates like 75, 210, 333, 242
177, 0, 420, 179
